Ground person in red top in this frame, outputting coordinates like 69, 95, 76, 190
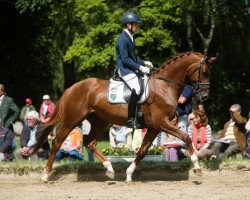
39, 95, 55, 124
188, 110, 212, 159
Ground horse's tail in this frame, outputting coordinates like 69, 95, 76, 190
32, 89, 68, 154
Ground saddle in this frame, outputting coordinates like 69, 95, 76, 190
108, 75, 149, 104
108, 73, 150, 128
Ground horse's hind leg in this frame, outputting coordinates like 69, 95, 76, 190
41, 126, 72, 182
84, 116, 115, 179
85, 140, 115, 179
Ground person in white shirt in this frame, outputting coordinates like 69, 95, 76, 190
15, 111, 50, 160
109, 124, 133, 148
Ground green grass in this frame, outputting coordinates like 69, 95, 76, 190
7, 137, 250, 176
1, 157, 250, 176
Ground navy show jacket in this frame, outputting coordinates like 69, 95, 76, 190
116, 30, 144, 76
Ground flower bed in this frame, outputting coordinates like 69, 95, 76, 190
102, 146, 164, 162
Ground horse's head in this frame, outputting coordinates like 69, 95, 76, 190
187, 56, 216, 101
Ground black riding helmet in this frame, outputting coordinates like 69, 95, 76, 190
121, 12, 141, 25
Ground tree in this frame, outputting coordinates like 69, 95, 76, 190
64, 0, 183, 78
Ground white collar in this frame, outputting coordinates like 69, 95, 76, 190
0, 95, 4, 101
124, 29, 134, 42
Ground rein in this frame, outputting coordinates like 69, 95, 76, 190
154, 76, 193, 89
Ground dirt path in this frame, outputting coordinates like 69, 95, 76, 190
0, 169, 249, 200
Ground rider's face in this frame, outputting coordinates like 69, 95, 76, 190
127, 22, 139, 33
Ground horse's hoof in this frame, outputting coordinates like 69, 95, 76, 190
40, 178, 48, 183
106, 170, 115, 179
125, 173, 133, 182
193, 168, 202, 177
41, 170, 50, 182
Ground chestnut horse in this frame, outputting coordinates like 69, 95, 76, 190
33, 52, 215, 182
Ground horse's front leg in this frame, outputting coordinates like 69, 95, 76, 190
171, 130, 202, 176
187, 140, 202, 176
160, 119, 202, 176
126, 129, 159, 182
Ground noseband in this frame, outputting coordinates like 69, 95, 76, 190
189, 58, 210, 94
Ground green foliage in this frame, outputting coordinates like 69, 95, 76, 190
137, 0, 182, 63
15, 0, 53, 13
64, 0, 182, 76
102, 146, 136, 156
102, 146, 163, 156
64, 0, 123, 76
64, 23, 119, 71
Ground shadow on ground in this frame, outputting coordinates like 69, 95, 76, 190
48, 161, 193, 182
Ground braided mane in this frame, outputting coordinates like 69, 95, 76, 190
152, 52, 203, 75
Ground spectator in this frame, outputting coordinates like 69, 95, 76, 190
177, 86, 193, 132
187, 110, 212, 159
153, 131, 168, 147
132, 128, 147, 152
0, 84, 20, 131
55, 127, 83, 162
197, 103, 206, 113
188, 112, 195, 126
0, 119, 14, 161
244, 112, 250, 158
16, 111, 50, 160
109, 125, 133, 148
211, 104, 247, 159
162, 112, 188, 162
154, 114, 186, 147
0, 84, 20, 153
245, 112, 250, 132
20, 98, 36, 125
81, 119, 94, 163
39, 94, 55, 124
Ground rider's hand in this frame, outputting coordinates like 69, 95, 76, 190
139, 66, 150, 74
144, 61, 153, 68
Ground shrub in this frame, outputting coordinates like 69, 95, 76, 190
102, 146, 163, 156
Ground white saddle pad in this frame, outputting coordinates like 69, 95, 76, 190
108, 76, 149, 104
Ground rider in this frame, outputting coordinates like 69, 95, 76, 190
115, 12, 153, 128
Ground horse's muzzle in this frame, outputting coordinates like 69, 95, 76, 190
194, 84, 210, 101
199, 91, 209, 101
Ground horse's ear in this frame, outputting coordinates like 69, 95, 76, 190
205, 56, 217, 63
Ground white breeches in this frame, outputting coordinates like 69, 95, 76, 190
122, 73, 140, 95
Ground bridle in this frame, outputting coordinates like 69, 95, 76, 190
188, 58, 211, 94
154, 57, 211, 94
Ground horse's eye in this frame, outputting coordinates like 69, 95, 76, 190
203, 70, 210, 78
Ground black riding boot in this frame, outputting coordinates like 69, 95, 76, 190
126, 89, 139, 128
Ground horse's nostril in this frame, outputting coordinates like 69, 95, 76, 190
201, 94, 208, 101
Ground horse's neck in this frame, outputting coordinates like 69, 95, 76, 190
156, 61, 190, 85
153, 57, 197, 98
